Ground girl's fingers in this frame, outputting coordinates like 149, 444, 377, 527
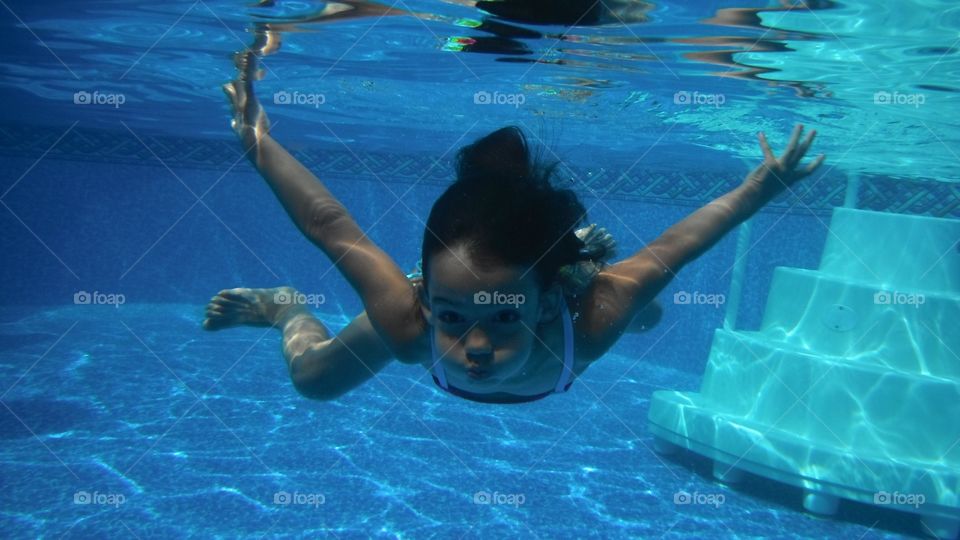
577, 223, 597, 242
805, 154, 826, 175
757, 125, 824, 182
758, 132, 776, 163
782, 124, 804, 160
794, 129, 816, 161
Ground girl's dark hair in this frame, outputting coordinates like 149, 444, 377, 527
421, 126, 587, 290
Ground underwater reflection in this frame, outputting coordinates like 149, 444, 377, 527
243, 0, 839, 95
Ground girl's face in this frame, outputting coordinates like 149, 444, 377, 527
422, 247, 560, 391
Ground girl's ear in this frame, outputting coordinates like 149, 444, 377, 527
537, 281, 563, 324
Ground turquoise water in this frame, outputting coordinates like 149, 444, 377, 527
1, 0, 958, 538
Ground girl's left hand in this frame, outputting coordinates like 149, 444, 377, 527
744, 124, 826, 202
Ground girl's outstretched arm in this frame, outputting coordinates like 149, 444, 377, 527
223, 53, 423, 355
577, 124, 825, 357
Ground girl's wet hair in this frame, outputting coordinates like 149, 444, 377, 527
421, 126, 588, 290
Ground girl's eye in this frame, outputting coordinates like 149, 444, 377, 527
438, 311, 465, 324
495, 311, 521, 323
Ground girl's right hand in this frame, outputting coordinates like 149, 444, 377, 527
743, 124, 825, 204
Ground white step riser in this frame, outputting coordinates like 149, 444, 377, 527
820, 208, 960, 293
649, 392, 960, 527
758, 268, 960, 379
699, 331, 960, 461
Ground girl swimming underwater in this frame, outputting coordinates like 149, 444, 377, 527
204, 57, 824, 405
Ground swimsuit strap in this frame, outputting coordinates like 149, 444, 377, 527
554, 298, 575, 393
429, 327, 449, 389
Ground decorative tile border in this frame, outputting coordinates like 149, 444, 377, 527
2, 124, 957, 218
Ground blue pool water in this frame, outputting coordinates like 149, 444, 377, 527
1, 0, 958, 538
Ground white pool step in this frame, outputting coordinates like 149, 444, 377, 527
819, 207, 960, 294
648, 207, 960, 539
693, 329, 960, 460
758, 267, 960, 379
649, 389, 960, 539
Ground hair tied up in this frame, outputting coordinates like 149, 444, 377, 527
456, 126, 531, 184
423, 125, 589, 290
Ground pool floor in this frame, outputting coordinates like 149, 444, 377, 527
0, 304, 919, 538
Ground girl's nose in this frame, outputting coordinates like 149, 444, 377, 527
463, 326, 493, 359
